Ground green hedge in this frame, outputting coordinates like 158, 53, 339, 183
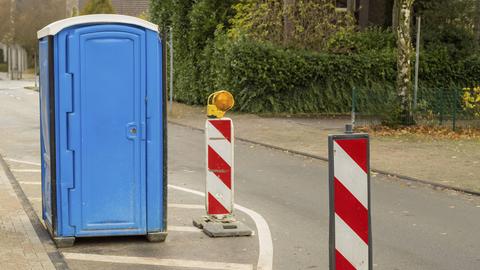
419, 50, 480, 89
172, 34, 480, 115
151, 1, 480, 117
215, 38, 397, 114
173, 35, 398, 114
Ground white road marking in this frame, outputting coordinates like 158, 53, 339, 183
169, 184, 273, 270
18, 181, 41, 185
11, 169, 41, 173
4, 158, 41, 166
5, 160, 272, 269
169, 185, 204, 196
168, 203, 204, 209
234, 204, 272, 270
169, 226, 202, 232
62, 252, 253, 270
30, 197, 42, 202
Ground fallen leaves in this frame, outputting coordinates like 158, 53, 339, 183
355, 125, 480, 140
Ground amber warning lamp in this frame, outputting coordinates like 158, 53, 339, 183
207, 90, 234, 118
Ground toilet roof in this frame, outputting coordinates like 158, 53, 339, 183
38, 14, 158, 38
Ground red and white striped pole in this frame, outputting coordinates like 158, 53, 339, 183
329, 130, 372, 270
206, 118, 234, 219
194, 90, 251, 237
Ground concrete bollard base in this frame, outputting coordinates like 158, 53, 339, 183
147, 231, 168, 242
193, 216, 253, 238
53, 236, 75, 248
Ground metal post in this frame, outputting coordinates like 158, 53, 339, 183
7, 46, 11, 79
34, 52, 38, 89
169, 27, 173, 113
19, 48, 22, 79
413, 16, 421, 110
12, 46, 16, 80
351, 87, 356, 127
452, 89, 457, 131
8, 0, 15, 80
439, 88, 444, 125
345, 124, 353, 134
13, 46, 16, 79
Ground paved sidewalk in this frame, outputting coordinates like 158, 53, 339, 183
0, 161, 55, 270
169, 102, 480, 194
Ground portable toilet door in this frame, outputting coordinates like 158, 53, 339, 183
38, 15, 167, 247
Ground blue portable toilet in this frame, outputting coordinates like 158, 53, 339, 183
37, 15, 167, 247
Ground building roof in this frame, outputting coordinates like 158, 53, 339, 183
77, 0, 149, 17
37, 14, 158, 38
111, 0, 149, 17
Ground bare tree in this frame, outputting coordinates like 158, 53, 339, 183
396, 0, 414, 123
0, 0, 11, 44
282, 0, 295, 45
81, 0, 115, 15
14, 0, 65, 54
1, 0, 16, 45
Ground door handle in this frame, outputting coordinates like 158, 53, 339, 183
126, 123, 138, 140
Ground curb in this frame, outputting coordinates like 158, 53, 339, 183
0, 155, 70, 270
169, 120, 480, 197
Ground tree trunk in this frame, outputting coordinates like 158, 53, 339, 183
283, 0, 295, 46
347, 0, 356, 14
392, 0, 400, 30
396, 0, 414, 124
358, 0, 370, 29
475, 0, 480, 43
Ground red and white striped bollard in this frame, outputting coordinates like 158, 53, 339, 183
206, 118, 234, 218
329, 132, 372, 270
193, 90, 252, 237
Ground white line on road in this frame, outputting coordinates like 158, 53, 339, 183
62, 252, 253, 270
169, 185, 205, 196
30, 197, 41, 202
6, 161, 273, 269
18, 181, 41, 185
4, 158, 41, 166
234, 204, 272, 270
169, 184, 274, 270
11, 169, 41, 173
169, 225, 202, 232
169, 203, 204, 209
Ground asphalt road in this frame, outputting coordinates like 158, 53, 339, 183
172, 123, 480, 270
0, 79, 479, 269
